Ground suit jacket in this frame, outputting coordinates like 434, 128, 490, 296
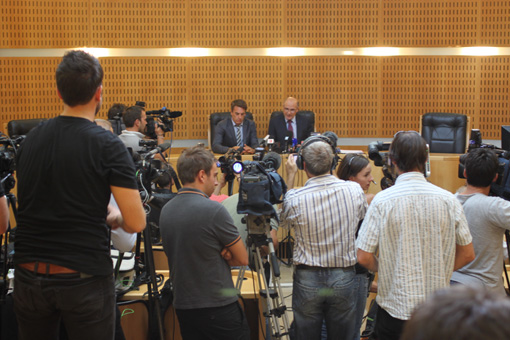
211, 118, 259, 154
268, 114, 314, 149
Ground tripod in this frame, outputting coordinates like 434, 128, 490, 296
236, 214, 290, 340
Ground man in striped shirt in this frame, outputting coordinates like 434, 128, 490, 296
356, 131, 475, 340
281, 137, 368, 340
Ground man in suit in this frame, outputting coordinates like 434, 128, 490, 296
268, 97, 314, 151
211, 99, 258, 154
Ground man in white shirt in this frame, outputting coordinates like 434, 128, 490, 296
356, 131, 475, 340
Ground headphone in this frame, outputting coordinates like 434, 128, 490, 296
296, 135, 338, 171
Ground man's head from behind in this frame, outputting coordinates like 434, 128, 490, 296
464, 148, 499, 187
108, 103, 126, 120
123, 105, 147, 132
230, 99, 247, 126
177, 146, 218, 196
56, 50, 103, 108
389, 131, 427, 174
401, 286, 510, 340
301, 139, 334, 176
283, 97, 299, 121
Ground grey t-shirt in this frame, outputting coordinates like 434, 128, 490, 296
160, 188, 241, 309
451, 193, 510, 295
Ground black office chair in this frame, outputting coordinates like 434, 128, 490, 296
421, 113, 469, 153
7, 118, 47, 138
270, 110, 316, 133
208, 112, 254, 148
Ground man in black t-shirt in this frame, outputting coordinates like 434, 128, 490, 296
13, 50, 146, 340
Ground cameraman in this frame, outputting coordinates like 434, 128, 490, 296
281, 137, 368, 340
159, 146, 250, 340
119, 105, 165, 153
451, 148, 510, 295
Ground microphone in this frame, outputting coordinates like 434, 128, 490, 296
261, 135, 270, 146
144, 141, 172, 158
284, 130, 294, 151
262, 152, 282, 171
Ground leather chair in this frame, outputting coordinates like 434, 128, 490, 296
7, 118, 47, 138
270, 110, 315, 132
420, 113, 469, 153
208, 112, 254, 148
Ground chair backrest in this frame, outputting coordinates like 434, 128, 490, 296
420, 113, 469, 153
208, 112, 254, 148
7, 118, 47, 138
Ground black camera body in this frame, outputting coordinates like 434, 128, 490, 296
237, 153, 286, 218
145, 107, 182, 139
0, 135, 24, 193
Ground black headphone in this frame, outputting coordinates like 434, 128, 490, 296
296, 135, 338, 171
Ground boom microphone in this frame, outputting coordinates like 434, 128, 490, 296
144, 141, 172, 158
262, 151, 282, 171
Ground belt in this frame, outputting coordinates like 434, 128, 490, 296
18, 262, 79, 275
296, 264, 354, 270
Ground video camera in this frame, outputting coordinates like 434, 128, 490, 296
145, 107, 182, 139
367, 141, 395, 190
235, 152, 287, 220
133, 141, 172, 199
0, 135, 25, 193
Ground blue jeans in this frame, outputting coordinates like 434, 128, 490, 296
14, 266, 115, 340
292, 265, 358, 340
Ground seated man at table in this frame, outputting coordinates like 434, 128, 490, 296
211, 99, 259, 154
159, 146, 250, 340
268, 97, 314, 151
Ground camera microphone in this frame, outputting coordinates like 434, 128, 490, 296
262, 152, 282, 171
144, 141, 172, 158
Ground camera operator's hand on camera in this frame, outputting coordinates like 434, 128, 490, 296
154, 119, 165, 141
286, 154, 298, 189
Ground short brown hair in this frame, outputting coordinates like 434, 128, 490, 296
177, 146, 216, 185
231, 99, 247, 111
389, 131, 427, 173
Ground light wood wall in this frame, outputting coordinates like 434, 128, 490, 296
1, 0, 510, 140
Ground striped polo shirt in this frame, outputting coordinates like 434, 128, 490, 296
356, 172, 472, 320
280, 174, 368, 268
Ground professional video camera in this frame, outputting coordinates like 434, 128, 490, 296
236, 151, 286, 218
145, 107, 182, 139
367, 141, 395, 190
0, 135, 24, 193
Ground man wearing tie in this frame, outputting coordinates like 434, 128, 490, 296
211, 99, 258, 154
268, 97, 314, 151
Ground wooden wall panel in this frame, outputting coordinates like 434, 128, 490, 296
0, 58, 61, 123
286, 57, 380, 137
381, 0, 480, 47
189, 0, 284, 47
189, 57, 285, 139
480, 1, 510, 46
380, 57, 478, 136
285, 0, 380, 47
478, 57, 510, 140
91, 0, 187, 48
1, 0, 89, 48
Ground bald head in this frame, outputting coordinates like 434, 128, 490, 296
283, 97, 299, 120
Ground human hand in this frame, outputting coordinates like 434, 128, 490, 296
106, 204, 123, 229
242, 145, 255, 154
221, 248, 233, 261
286, 154, 298, 176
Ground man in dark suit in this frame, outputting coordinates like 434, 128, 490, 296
268, 97, 314, 151
211, 99, 259, 154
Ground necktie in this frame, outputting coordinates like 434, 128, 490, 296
235, 125, 242, 146
287, 120, 294, 137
